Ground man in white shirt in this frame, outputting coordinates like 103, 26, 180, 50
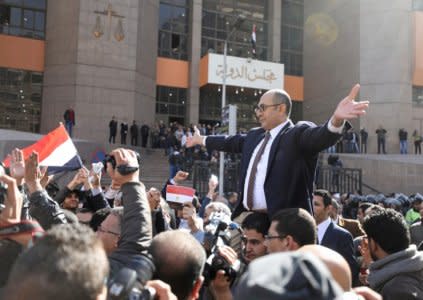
187, 84, 369, 219
313, 189, 358, 285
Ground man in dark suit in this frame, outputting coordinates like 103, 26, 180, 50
313, 189, 358, 285
186, 84, 368, 219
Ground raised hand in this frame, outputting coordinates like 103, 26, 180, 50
9, 148, 25, 185
67, 167, 86, 190
89, 166, 102, 189
24, 151, 43, 194
185, 125, 204, 148
108, 148, 139, 185
332, 84, 369, 127
0, 173, 23, 225
173, 171, 189, 184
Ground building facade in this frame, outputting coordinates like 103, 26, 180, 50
304, 0, 423, 154
0, 0, 304, 141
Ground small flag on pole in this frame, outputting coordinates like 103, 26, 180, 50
251, 24, 257, 58
166, 185, 196, 204
3, 124, 83, 174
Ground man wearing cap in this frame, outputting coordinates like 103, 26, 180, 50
187, 84, 368, 219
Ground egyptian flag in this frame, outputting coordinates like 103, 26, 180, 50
3, 124, 83, 174
166, 185, 196, 204
251, 24, 257, 58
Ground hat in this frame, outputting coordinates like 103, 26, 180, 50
234, 252, 343, 300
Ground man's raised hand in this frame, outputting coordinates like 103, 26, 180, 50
24, 151, 44, 194
0, 173, 23, 225
173, 171, 189, 184
108, 148, 139, 185
9, 148, 25, 185
185, 126, 204, 148
332, 84, 369, 127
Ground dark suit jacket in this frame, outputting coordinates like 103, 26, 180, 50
206, 120, 344, 218
337, 216, 364, 238
321, 221, 359, 283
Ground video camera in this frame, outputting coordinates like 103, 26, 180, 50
108, 254, 156, 300
103, 152, 142, 176
202, 211, 242, 287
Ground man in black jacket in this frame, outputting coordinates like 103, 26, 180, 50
141, 123, 150, 147
109, 116, 118, 144
364, 209, 423, 300
130, 120, 139, 146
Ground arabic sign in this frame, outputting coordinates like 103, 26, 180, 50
207, 53, 284, 90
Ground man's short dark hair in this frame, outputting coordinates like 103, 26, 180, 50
149, 230, 206, 300
362, 208, 410, 254
241, 212, 270, 236
90, 207, 112, 231
358, 202, 373, 213
272, 90, 292, 117
64, 189, 80, 199
5, 223, 109, 300
314, 189, 332, 207
272, 208, 317, 246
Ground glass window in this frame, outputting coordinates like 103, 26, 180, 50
0, 67, 43, 132
10, 7, 21, 25
156, 86, 187, 123
280, 0, 304, 76
0, 1, 46, 39
0, 0, 23, 5
201, 1, 269, 60
23, 0, 45, 10
158, 0, 189, 60
23, 9, 33, 28
413, 86, 423, 105
33, 10, 43, 30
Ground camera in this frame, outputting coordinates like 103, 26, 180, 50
108, 254, 156, 300
103, 152, 142, 175
202, 212, 242, 287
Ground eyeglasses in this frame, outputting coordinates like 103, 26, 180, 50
254, 103, 282, 113
264, 234, 286, 240
97, 225, 120, 236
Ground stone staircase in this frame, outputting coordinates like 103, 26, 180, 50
139, 148, 171, 189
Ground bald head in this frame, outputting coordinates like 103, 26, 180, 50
150, 230, 206, 300
262, 89, 292, 117
299, 245, 351, 291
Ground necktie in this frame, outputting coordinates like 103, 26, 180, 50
246, 131, 271, 210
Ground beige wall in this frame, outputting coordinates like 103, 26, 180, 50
304, 0, 415, 154
42, 0, 158, 141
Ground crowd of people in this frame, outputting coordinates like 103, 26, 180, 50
2, 148, 422, 300
2, 84, 423, 300
329, 126, 423, 155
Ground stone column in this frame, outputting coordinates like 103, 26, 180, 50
186, 0, 202, 125
269, 0, 282, 62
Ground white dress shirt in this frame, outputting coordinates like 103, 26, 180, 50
317, 217, 332, 244
242, 121, 289, 210
203, 117, 344, 211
